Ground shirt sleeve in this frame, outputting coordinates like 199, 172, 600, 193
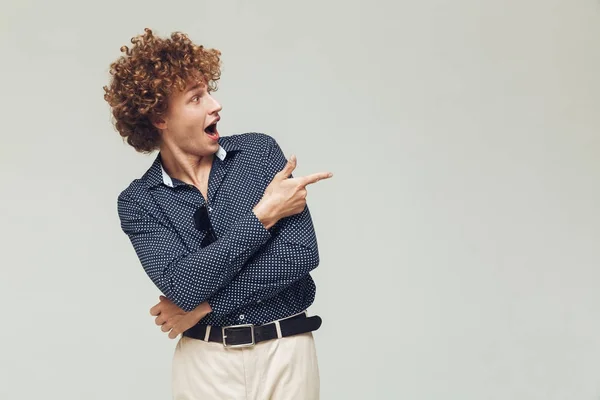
207, 136, 321, 317
117, 193, 272, 312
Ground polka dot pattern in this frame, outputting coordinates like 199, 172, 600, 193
117, 133, 319, 327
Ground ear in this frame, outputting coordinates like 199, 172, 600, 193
151, 115, 167, 131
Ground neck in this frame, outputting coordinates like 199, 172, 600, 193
159, 143, 215, 187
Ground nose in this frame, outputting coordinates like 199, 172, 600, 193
208, 93, 222, 114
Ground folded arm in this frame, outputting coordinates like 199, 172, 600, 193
118, 194, 271, 312
207, 136, 321, 316
207, 205, 319, 317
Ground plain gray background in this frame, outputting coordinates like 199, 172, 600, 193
1, 0, 599, 399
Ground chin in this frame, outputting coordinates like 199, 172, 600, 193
209, 139, 220, 150
196, 141, 219, 156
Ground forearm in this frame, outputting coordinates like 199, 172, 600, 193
158, 210, 271, 311
208, 209, 320, 317
119, 191, 273, 312
208, 250, 318, 316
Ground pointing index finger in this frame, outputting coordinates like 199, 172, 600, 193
299, 172, 333, 187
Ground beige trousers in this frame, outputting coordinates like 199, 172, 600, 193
171, 323, 320, 400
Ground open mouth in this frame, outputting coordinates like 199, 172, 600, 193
204, 123, 219, 139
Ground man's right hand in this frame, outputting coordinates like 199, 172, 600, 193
253, 155, 333, 230
150, 296, 212, 339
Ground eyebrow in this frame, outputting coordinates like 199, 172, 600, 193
186, 83, 205, 94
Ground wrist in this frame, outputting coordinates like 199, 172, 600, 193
253, 203, 278, 230
192, 301, 211, 318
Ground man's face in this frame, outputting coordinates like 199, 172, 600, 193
158, 80, 222, 156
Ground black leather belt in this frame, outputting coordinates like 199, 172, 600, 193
182, 313, 322, 348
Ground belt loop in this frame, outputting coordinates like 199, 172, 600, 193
204, 325, 211, 342
274, 320, 283, 339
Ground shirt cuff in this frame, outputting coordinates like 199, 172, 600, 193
234, 209, 272, 251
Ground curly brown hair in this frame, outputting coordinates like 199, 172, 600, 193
103, 28, 222, 153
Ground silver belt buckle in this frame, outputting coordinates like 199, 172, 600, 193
222, 324, 255, 348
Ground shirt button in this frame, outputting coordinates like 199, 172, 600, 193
239, 314, 245, 320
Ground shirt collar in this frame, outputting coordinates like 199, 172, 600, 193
143, 137, 241, 188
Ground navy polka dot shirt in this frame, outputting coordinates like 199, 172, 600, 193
117, 133, 319, 327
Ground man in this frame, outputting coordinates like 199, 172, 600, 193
104, 28, 332, 399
